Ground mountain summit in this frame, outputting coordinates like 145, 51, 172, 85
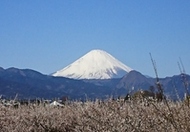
53, 49, 133, 79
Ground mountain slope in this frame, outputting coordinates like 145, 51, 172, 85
117, 70, 154, 90
0, 67, 113, 99
0, 67, 189, 100
53, 49, 133, 79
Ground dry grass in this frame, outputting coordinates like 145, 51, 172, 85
0, 99, 190, 132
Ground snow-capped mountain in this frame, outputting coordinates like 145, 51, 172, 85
52, 49, 133, 79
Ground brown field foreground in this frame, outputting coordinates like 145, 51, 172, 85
0, 99, 190, 132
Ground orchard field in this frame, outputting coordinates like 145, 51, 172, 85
0, 99, 190, 132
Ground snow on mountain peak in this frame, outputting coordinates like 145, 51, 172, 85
52, 49, 133, 79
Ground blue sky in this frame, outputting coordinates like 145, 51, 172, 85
0, 0, 190, 77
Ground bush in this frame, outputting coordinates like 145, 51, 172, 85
0, 99, 190, 132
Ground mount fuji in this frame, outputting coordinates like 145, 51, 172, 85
52, 49, 133, 79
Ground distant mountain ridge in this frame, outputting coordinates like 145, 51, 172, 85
53, 49, 133, 79
0, 67, 113, 99
0, 67, 189, 100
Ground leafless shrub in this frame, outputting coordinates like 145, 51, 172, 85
0, 99, 190, 132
